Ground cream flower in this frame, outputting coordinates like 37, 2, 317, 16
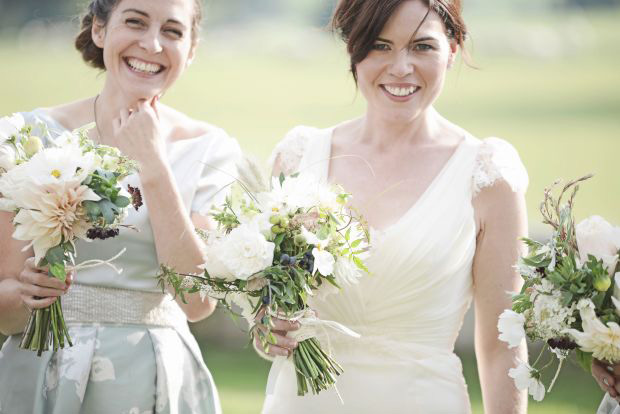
497, 309, 526, 348
202, 223, 275, 281
567, 299, 620, 363
508, 360, 546, 401
576, 215, 620, 276
11, 181, 100, 264
0, 113, 24, 142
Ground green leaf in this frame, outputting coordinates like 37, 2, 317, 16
575, 349, 593, 374
279, 172, 285, 186
83, 200, 101, 221
99, 199, 117, 225
45, 245, 66, 265
114, 195, 130, 208
350, 239, 362, 249
49, 262, 66, 282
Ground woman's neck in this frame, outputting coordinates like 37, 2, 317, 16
358, 107, 443, 151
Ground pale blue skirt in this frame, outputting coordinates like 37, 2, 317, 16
0, 285, 220, 414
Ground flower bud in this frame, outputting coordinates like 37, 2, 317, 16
269, 215, 282, 225
294, 234, 306, 246
271, 224, 285, 234
594, 274, 612, 292
23, 135, 43, 157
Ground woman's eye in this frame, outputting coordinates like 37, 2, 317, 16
126, 18, 144, 28
413, 43, 434, 51
165, 28, 183, 38
371, 43, 390, 51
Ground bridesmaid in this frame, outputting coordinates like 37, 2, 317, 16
0, 0, 239, 413
257, 0, 528, 413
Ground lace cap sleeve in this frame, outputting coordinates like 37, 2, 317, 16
473, 137, 529, 196
268, 126, 314, 175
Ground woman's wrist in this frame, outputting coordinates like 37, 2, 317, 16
137, 155, 171, 186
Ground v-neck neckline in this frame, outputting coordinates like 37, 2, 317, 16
322, 126, 469, 233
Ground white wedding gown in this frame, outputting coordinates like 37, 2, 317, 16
261, 125, 528, 414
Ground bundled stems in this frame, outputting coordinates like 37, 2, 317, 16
293, 338, 343, 396
19, 286, 72, 356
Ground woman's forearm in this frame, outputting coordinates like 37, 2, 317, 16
139, 159, 216, 321
477, 340, 528, 413
0, 278, 28, 336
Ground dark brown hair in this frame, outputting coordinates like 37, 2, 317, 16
331, 0, 468, 82
75, 0, 203, 70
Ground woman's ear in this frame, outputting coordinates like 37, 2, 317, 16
91, 17, 106, 49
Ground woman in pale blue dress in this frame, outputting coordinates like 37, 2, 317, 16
0, 1, 240, 413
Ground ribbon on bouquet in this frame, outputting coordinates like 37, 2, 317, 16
67, 248, 127, 275
264, 308, 361, 402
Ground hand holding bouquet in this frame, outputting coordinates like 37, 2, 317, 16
0, 113, 141, 355
497, 175, 620, 401
160, 163, 369, 396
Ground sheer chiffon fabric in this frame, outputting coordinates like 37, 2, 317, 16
262, 125, 528, 414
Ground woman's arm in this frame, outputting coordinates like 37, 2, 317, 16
0, 211, 32, 335
472, 180, 528, 413
0, 211, 70, 335
111, 101, 216, 322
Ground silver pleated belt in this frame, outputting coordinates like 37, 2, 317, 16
62, 283, 187, 328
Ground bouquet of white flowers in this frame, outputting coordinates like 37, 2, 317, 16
0, 113, 141, 355
498, 175, 620, 401
160, 161, 370, 396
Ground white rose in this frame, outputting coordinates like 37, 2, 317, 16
497, 309, 526, 348
576, 215, 620, 276
204, 224, 275, 281
0, 144, 17, 171
0, 113, 25, 142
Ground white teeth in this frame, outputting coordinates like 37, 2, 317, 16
127, 58, 162, 74
384, 85, 417, 97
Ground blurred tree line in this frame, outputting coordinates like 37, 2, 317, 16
0, 0, 618, 32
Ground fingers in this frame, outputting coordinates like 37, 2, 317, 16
120, 108, 130, 126
270, 318, 301, 332
22, 295, 58, 310
24, 257, 47, 273
66, 270, 75, 288
593, 359, 618, 398
253, 334, 293, 357
149, 96, 160, 119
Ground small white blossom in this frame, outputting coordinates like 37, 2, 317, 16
0, 144, 17, 171
529, 281, 575, 341
508, 360, 546, 402
497, 309, 526, 348
0, 113, 24, 142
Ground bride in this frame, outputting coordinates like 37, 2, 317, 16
257, 0, 529, 412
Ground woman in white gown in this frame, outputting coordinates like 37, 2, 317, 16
258, 0, 529, 413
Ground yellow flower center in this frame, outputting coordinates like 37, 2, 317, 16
51, 169, 61, 178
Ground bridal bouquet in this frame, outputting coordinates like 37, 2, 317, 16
160, 161, 370, 396
498, 175, 620, 401
0, 113, 141, 355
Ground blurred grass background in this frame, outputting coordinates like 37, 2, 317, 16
1, 0, 618, 412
